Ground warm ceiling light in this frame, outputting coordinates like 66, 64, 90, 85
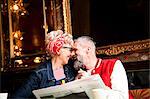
14, 32, 18, 38
15, 60, 23, 64
12, 4, 19, 11
34, 57, 41, 63
10, 0, 27, 15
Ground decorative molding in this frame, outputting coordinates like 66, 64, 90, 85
63, 0, 72, 34
0, 8, 4, 69
106, 51, 149, 63
96, 39, 150, 63
8, 0, 14, 58
96, 39, 150, 56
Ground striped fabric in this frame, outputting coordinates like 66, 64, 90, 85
129, 89, 150, 99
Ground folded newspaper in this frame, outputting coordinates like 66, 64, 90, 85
33, 74, 107, 99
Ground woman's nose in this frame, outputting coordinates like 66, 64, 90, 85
71, 51, 75, 56
70, 51, 77, 59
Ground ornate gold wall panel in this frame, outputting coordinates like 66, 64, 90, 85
96, 39, 150, 62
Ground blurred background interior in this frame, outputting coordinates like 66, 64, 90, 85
0, 0, 149, 98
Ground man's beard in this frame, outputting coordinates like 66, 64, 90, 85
74, 60, 83, 70
77, 55, 84, 63
74, 55, 86, 71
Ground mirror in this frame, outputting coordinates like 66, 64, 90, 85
8, 0, 72, 58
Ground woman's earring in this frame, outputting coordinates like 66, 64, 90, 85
56, 50, 61, 55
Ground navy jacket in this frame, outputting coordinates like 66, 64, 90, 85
11, 60, 76, 99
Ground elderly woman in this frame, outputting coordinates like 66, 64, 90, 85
11, 30, 75, 99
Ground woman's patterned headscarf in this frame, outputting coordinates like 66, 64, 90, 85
46, 30, 73, 55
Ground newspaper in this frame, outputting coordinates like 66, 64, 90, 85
32, 74, 107, 99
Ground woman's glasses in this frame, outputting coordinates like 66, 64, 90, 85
62, 47, 73, 51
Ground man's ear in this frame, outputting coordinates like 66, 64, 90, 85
86, 47, 91, 54
88, 47, 91, 51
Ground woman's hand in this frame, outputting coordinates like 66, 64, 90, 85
75, 69, 90, 79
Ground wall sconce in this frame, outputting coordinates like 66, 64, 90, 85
11, 3, 19, 11
13, 30, 23, 56
10, 0, 27, 15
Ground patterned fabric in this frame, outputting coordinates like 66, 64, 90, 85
46, 30, 73, 55
130, 89, 150, 99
